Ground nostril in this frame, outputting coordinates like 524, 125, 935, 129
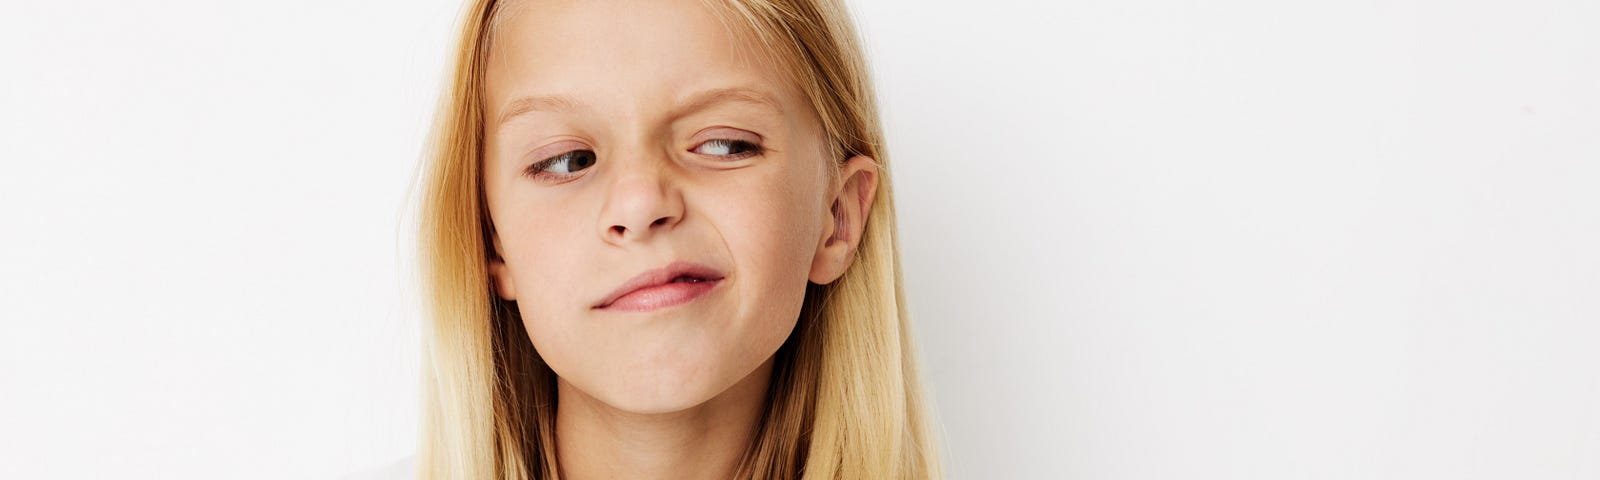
652, 217, 669, 227
610, 225, 627, 236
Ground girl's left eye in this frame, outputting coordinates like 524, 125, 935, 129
691, 139, 764, 158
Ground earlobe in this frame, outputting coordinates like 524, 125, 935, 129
489, 237, 517, 301
490, 260, 517, 301
808, 155, 879, 284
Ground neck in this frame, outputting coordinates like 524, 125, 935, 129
554, 356, 774, 480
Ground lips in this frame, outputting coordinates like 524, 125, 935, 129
593, 261, 727, 312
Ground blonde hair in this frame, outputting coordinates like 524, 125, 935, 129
413, 0, 941, 478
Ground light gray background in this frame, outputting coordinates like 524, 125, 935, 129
2, 0, 1597, 478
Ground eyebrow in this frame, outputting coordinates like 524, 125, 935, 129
495, 86, 785, 126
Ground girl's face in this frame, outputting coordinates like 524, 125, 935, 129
481, 0, 866, 414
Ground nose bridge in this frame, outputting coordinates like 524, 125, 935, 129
597, 143, 683, 243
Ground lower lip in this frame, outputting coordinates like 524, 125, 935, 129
599, 279, 723, 313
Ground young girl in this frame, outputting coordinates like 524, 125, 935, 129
414, 0, 941, 477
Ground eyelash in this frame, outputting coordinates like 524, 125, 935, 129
694, 139, 765, 159
521, 138, 766, 181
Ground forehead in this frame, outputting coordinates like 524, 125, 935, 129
483, 0, 802, 122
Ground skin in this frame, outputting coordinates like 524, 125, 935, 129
479, 0, 878, 478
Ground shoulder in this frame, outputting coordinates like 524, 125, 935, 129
341, 454, 415, 480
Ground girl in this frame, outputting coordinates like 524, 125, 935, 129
414, 0, 941, 477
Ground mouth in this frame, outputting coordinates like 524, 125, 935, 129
593, 261, 727, 312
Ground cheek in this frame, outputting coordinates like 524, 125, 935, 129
497, 206, 601, 391
718, 177, 821, 289
493, 199, 594, 326
709, 159, 827, 337
706, 143, 828, 279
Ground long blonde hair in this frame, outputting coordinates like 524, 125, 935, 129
414, 0, 941, 477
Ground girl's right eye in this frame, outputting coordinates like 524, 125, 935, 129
525, 149, 597, 179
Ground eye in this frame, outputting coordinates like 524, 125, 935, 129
525, 149, 596, 178
691, 139, 764, 159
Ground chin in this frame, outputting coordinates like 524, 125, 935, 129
596, 362, 726, 414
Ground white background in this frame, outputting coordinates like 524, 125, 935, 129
2, 0, 1597, 478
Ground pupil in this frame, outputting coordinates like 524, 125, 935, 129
573, 151, 595, 169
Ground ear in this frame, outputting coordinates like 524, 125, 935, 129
489, 234, 517, 301
809, 155, 879, 284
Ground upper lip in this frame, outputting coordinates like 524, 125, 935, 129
592, 261, 727, 309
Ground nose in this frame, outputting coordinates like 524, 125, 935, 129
597, 154, 684, 244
